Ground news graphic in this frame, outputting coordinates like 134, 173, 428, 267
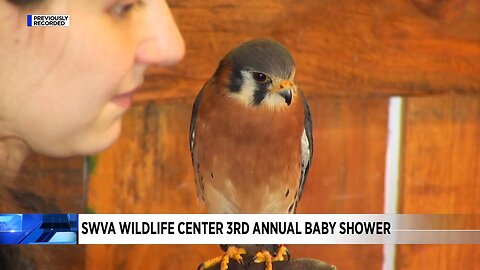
1, 214, 478, 245
0, 214, 77, 244
27, 15, 70, 27
77, 214, 480, 245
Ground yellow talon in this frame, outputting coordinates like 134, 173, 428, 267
272, 245, 289, 262
254, 245, 289, 270
254, 250, 273, 270
199, 246, 246, 270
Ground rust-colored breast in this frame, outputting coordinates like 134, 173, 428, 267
192, 79, 306, 213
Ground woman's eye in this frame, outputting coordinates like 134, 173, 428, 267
111, 1, 144, 17
252, 72, 271, 83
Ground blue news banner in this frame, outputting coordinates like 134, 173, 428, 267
0, 214, 77, 244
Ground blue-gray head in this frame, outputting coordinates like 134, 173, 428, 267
216, 39, 297, 109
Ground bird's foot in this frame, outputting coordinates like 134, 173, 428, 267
198, 246, 246, 270
253, 245, 290, 270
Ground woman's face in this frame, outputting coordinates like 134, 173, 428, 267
0, 0, 185, 156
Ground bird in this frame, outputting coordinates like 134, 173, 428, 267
189, 38, 313, 270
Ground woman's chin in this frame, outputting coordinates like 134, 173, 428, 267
43, 119, 123, 157
77, 120, 123, 156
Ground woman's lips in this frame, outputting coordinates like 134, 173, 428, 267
111, 92, 133, 108
111, 87, 139, 108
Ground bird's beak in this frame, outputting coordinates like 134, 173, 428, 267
276, 80, 294, 106
279, 89, 292, 106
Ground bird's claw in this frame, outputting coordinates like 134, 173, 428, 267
252, 245, 290, 270
273, 245, 290, 262
198, 246, 246, 270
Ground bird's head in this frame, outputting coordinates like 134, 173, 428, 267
214, 39, 297, 109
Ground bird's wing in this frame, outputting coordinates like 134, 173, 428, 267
292, 90, 313, 213
189, 82, 208, 201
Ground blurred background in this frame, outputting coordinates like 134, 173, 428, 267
3, 0, 480, 269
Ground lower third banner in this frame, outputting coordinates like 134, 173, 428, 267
1, 214, 478, 245
77, 214, 480, 245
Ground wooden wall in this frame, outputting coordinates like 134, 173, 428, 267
397, 93, 480, 269
6, 0, 479, 269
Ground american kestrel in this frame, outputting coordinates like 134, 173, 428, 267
190, 39, 313, 270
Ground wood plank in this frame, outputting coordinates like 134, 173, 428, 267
87, 96, 388, 270
292, 97, 388, 270
297, 97, 388, 214
134, 0, 480, 103
397, 93, 480, 269
0, 155, 85, 270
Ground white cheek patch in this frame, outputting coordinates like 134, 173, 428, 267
263, 93, 290, 109
227, 71, 255, 106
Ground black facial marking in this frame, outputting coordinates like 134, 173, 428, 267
253, 90, 267, 105
285, 189, 290, 197
229, 69, 243, 93
210, 173, 214, 179
253, 82, 269, 105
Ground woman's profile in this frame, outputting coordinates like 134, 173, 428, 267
0, 0, 185, 268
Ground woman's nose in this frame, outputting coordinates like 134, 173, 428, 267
135, 1, 185, 66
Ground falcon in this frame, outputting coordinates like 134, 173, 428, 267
190, 38, 313, 270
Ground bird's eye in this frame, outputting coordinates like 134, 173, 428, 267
252, 72, 271, 83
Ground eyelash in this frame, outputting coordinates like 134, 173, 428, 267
111, 0, 145, 17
